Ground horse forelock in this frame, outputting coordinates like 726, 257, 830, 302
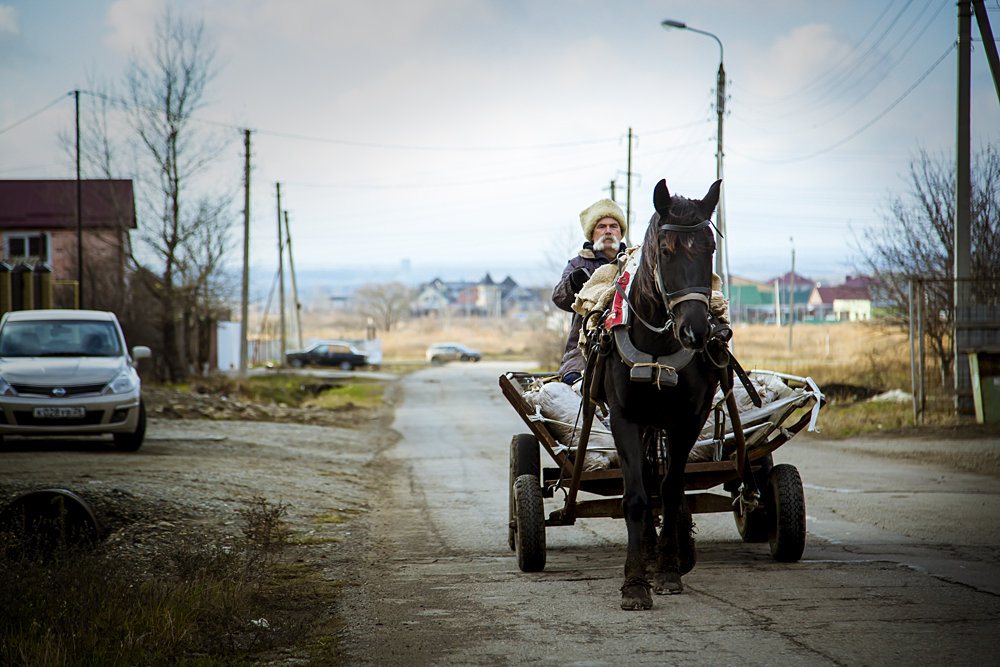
634, 201, 715, 316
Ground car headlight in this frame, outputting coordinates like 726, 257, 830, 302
0, 376, 15, 397
103, 369, 139, 395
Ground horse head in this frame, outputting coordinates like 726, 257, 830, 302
645, 179, 721, 351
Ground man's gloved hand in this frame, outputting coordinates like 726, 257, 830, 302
569, 267, 591, 291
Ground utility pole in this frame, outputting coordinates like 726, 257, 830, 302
972, 0, 1000, 103
276, 183, 286, 364
788, 238, 795, 351
606, 179, 616, 201
284, 210, 303, 350
717, 60, 729, 300
625, 127, 633, 246
239, 129, 251, 378
74, 90, 83, 309
774, 278, 781, 327
955, 1, 972, 412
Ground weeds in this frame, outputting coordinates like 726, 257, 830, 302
0, 496, 300, 665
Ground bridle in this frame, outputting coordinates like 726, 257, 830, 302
625, 217, 716, 334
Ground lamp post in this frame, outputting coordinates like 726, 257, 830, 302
661, 19, 728, 298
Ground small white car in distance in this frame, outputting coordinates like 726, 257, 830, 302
426, 342, 482, 364
0, 309, 151, 451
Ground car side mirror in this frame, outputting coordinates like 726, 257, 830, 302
132, 345, 152, 362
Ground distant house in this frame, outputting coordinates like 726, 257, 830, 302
727, 275, 776, 323
0, 179, 136, 312
767, 271, 815, 323
412, 273, 544, 318
808, 277, 872, 321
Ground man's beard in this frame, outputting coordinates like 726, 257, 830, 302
594, 234, 619, 252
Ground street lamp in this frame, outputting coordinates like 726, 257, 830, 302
661, 19, 729, 299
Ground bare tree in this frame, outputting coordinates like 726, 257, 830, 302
73, 8, 234, 381
854, 145, 1000, 387
354, 282, 415, 332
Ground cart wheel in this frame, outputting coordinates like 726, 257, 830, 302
732, 453, 772, 543
509, 434, 540, 551
766, 464, 806, 562
513, 474, 546, 572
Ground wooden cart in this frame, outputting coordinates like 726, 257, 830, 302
499, 370, 824, 572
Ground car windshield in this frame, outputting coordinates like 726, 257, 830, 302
0, 320, 123, 357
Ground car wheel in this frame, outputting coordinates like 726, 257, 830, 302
290, 358, 303, 369
340, 361, 353, 371
431, 356, 443, 365
113, 401, 146, 452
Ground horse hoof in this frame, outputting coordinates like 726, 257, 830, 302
653, 572, 683, 595
620, 581, 653, 610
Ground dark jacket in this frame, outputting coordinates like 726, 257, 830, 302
552, 241, 625, 378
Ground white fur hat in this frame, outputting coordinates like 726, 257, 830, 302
580, 199, 627, 241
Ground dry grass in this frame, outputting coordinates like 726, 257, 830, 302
0, 497, 306, 665
730, 322, 915, 389
292, 311, 968, 434
302, 315, 553, 365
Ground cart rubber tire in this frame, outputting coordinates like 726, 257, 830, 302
766, 464, 806, 562
509, 434, 540, 550
732, 453, 773, 543
513, 474, 546, 572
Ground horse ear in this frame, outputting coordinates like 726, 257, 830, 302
700, 179, 722, 218
653, 179, 671, 215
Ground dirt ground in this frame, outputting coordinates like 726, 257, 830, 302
1, 378, 997, 663
0, 381, 402, 663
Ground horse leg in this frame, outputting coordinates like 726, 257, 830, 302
653, 428, 698, 595
612, 416, 653, 610
640, 428, 660, 578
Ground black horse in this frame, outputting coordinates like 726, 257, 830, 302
594, 178, 724, 610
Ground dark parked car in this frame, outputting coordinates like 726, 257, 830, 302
286, 341, 367, 370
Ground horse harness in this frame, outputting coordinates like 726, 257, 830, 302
581, 220, 760, 405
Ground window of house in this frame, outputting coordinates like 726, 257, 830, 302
5, 233, 49, 262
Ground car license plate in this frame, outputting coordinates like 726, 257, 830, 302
33, 407, 85, 419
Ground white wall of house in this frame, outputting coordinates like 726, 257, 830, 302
833, 298, 871, 321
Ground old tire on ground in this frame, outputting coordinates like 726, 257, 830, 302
509, 434, 540, 550
732, 453, 773, 543
113, 401, 146, 452
766, 463, 806, 562
513, 474, 546, 572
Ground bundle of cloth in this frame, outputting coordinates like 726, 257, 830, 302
687, 372, 801, 462
521, 380, 618, 472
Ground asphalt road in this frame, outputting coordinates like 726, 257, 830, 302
340, 361, 1000, 666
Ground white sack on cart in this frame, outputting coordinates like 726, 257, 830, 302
688, 372, 801, 462
522, 381, 618, 471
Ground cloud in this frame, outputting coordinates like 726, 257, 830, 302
104, 0, 162, 54
0, 5, 19, 36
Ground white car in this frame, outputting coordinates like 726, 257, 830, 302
426, 342, 482, 364
0, 309, 151, 451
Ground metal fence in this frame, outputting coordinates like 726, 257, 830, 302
909, 278, 1000, 423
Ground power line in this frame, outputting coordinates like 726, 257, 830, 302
734, 42, 957, 164
0, 93, 71, 136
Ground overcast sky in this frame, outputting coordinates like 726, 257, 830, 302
2, 0, 999, 289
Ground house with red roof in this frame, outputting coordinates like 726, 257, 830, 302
0, 179, 136, 312
808, 277, 872, 321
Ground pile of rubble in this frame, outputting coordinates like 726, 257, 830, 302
142, 384, 376, 427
